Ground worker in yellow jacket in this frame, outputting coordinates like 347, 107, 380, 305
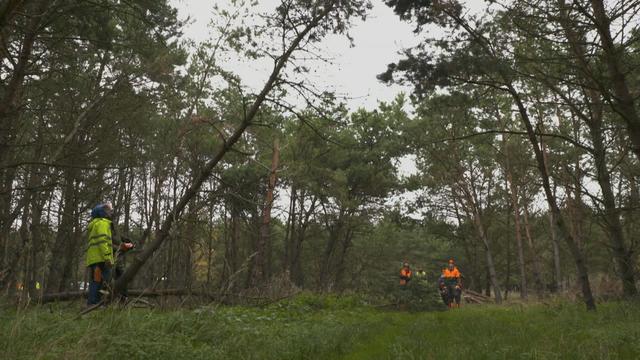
86, 202, 114, 305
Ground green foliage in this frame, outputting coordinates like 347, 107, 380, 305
387, 279, 447, 312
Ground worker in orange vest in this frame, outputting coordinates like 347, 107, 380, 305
399, 262, 412, 286
442, 259, 462, 308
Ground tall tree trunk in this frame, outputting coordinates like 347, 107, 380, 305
588, 0, 640, 161
588, 114, 637, 296
206, 199, 215, 286
282, 185, 297, 273
0, 164, 16, 279
289, 194, 317, 287
319, 209, 343, 291
250, 139, 280, 286
522, 202, 544, 299
15, 161, 45, 302
45, 169, 78, 293
485, 267, 491, 297
474, 211, 503, 303
26, 191, 44, 300
506, 162, 528, 299
334, 226, 354, 290
452, 191, 480, 291
504, 192, 511, 301
542, 135, 562, 293
458, 186, 503, 303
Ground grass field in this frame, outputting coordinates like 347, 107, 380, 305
2, 295, 639, 359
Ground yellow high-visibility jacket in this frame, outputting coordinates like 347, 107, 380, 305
86, 217, 113, 266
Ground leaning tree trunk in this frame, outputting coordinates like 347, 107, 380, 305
588, 115, 637, 296
508, 84, 596, 310
114, 5, 335, 295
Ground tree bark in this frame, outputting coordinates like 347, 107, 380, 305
249, 138, 280, 286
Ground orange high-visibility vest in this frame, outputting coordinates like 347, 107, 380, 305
442, 267, 460, 279
400, 267, 412, 285
442, 267, 461, 286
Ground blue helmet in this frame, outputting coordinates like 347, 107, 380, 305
91, 202, 111, 218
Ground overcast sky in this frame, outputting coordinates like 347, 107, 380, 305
169, 0, 419, 111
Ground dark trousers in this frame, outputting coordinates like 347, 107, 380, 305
88, 262, 111, 305
445, 284, 461, 305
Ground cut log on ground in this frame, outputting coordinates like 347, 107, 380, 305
463, 289, 493, 304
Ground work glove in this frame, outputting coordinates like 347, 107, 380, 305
120, 242, 134, 251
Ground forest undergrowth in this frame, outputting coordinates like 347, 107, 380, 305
2, 294, 639, 360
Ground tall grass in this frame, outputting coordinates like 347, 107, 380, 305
377, 301, 640, 360
1, 296, 639, 359
0, 294, 387, 360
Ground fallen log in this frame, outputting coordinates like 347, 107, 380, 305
41, 288, 213, 303
40, 288, 278, 304
462, 289, 493, 304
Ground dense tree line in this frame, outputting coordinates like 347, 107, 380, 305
1, 0, 638, 310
